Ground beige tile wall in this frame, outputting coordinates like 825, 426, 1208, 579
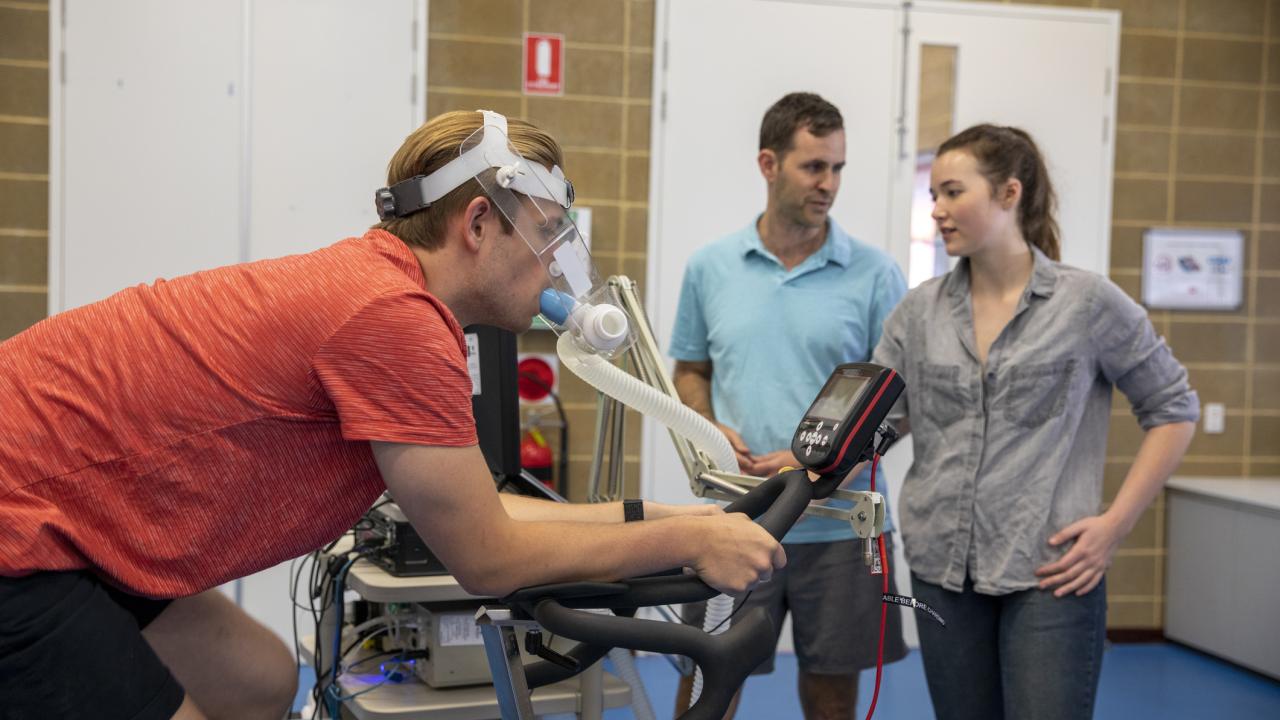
0, 0, 48, 338
1097, 0, 1279, 629
3, 0, 1276, 630
425, 0, 656, 503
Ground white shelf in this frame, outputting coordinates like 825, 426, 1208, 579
329, 669, 630, 720
301, 635, 630, 720
1166, 476, 1280, 515
311, 561, 633, 718
345, 561, 488, 604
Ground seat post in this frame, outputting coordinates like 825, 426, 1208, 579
476, 606, 537, 720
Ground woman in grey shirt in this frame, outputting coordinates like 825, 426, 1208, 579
872, 125, 1198, 720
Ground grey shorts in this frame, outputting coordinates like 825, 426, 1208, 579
683, 536, 908, 675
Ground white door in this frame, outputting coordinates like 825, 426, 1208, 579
644, 0, 903, 507
51, 0, 427, 311
248, 0, 426, 260
890, 1, 1120, 278
51, 0, 245, 311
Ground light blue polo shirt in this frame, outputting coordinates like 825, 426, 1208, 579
669, 217, 906, 543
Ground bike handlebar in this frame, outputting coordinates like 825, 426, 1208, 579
501, 468, 825, 720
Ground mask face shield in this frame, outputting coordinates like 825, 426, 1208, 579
459, 114, 635, 358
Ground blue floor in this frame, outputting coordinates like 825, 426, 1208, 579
300, 642, 1280, 718
575, 643, 1280, 720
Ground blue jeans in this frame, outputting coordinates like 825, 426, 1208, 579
911, 574, 1106, 720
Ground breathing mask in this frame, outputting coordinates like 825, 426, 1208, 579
375, 110, 632, 357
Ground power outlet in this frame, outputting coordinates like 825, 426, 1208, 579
1203, 402, 1225, 434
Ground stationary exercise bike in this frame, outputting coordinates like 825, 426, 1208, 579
477, 359, 906, 720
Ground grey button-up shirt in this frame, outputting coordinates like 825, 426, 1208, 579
872, 247, 1199, 594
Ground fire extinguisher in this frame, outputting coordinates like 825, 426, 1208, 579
520, 428, 554, 489
518, 358, 569, 494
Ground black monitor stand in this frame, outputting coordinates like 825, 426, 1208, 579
464, 325, 565, 502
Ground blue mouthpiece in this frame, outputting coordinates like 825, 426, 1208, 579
539, 289, 577, 325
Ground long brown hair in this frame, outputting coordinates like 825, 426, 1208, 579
938, 124, 1060, 261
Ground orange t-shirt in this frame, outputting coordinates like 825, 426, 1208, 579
0, 230, 478, 597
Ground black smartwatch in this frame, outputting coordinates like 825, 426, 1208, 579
623, 498, 644, 522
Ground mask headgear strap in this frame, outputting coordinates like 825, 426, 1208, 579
374, 110, 573, 220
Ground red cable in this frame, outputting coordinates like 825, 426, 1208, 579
864, 454, 888, 720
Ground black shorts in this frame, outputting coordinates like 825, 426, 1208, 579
0, 570, 185, 720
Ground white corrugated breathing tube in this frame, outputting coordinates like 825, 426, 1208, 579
557, 331, 740, 706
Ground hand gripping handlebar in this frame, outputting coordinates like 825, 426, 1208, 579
500, 467, 824, 720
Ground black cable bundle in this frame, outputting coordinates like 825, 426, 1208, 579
289, 525, 383, 719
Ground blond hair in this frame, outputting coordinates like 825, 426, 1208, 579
375, 111, 564, 251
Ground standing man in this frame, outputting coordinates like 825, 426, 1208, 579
670, 93, 908, 720
0, 110, 785, 720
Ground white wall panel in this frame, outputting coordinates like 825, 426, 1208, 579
55, 0, 244, 311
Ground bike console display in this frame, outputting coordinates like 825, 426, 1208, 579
791, 362, 904, 479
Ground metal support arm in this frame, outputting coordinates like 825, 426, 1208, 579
605, 276, 885, 539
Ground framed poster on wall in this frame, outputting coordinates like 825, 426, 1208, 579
1142, 228, 1244, 311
